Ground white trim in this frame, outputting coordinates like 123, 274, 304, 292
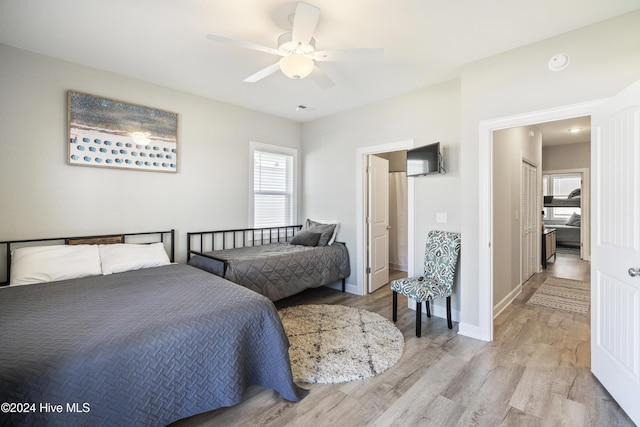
476, 99, 605, 342
389, 263, 408, 271
249, 141, 298, 228
428, 301, 461, 324
493, 283, 522, 319
458, 323, 486, 340
356, 140, 415, 296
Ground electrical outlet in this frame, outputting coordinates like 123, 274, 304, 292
436, 212, 447, 223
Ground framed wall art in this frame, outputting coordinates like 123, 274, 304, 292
67, 91, 178, 172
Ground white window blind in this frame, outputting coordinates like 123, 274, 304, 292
253, 149, 294, 228
543, 173, 581, 220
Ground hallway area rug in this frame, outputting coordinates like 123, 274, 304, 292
526, 276, 590, 316
278, 304, 404, 384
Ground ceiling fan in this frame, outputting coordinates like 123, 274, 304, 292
206, 1, 383, 89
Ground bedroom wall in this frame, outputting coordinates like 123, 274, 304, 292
460, 10, 640, 337
302, 11, 640, 337
302, 79, 461, 315
492, 126, 542, 312
0, 44, 302, 262
542, 142, 590, 171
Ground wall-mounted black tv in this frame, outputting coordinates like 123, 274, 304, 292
406, 142, 441, 177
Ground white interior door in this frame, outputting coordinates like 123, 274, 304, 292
368, 155, 390, 293
591, 79, 640, 425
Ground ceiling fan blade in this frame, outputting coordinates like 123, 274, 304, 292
243, 62, 281, 83
292, 2, 320, 46
314, 48, 384, 62
309, 66, 335, 89
206, 34, 285, 57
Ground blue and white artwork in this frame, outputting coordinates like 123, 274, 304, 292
68, 91, 178, 172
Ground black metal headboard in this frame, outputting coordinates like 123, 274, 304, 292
0, 229, 174, 286
187, 225, 302, 258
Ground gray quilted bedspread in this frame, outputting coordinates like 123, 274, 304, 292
0, 264, 306, 427
189, 242, 350, 301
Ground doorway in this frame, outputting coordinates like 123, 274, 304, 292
491, 121, 592, 319
367, 151, 409, 293
355, 140, 415, 297
475, 100, 602, 341
542, 169, 589, 260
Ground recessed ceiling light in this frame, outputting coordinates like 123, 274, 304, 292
548, 53, 570, 71
568, 128, 581, 133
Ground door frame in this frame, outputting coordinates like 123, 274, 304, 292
474, 99, 605, 341
356, 139, 415, 296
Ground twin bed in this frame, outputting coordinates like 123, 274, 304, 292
0, 229, 318, 426
187, 224, 351, 301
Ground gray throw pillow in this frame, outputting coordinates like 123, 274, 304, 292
566, 212, 581, 227
290, 231, 321, 247
303, 219, 336, 246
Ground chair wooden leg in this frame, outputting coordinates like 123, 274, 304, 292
446, 296, 452, 329
392, 291, 398, 322
426, 300, 431, 318
416, 301, 422, 337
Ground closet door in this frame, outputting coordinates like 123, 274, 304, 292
521, 161, 538, 282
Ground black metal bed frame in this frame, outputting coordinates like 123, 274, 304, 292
0, 229, 174, 286
187, 225, 346, 292
187, 225, 302, 263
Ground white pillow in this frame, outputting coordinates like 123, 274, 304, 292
310, 219, 340, 245
99, 242, 170, 275
10, 244, 102, 286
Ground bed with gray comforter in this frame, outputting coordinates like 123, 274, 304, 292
188, 242, 351, 301
0, 264, 306, 426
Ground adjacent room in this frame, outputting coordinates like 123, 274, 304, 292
1, 1, 640, 425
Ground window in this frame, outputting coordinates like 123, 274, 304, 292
250, 142, 297, 228
543, 173, 581, 220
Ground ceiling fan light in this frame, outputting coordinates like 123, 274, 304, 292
279, 54, 314, 79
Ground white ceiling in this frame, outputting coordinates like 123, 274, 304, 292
536, 116, 591, 147
1, 0, 639, 122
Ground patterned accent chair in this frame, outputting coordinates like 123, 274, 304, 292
390, 230, 461, 337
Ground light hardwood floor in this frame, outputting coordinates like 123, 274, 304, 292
174, 257, 634, 426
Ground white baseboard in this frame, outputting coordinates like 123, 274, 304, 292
458, 323, 491, 342
406, 298, 460, 323
405, 298, 491, 342
493, 284, 522, 319
390, 263, 408, 271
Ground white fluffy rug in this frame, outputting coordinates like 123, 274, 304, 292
278, 304, 405, 384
